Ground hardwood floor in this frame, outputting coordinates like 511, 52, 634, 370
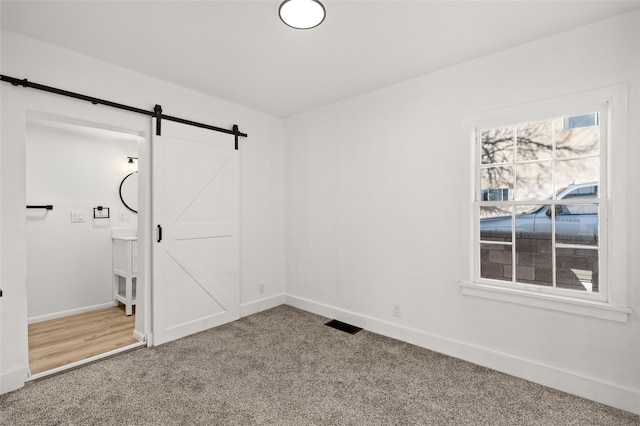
28, 305, 138, 375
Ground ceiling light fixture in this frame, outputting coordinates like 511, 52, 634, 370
279, 0, 326, 30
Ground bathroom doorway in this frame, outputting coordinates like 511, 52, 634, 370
25, 112, 147, 377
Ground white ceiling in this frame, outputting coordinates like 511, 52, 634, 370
2, 1, 639, 118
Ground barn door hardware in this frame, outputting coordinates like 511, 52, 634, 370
1, 74, 248, 145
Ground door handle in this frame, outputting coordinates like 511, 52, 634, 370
157, 224, 163, 243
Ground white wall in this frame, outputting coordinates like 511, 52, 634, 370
26, 120, 139, 320
284, 11, 640, 414
1, 30, 285, 392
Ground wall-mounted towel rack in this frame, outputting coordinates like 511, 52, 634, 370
26, 205, 53, 210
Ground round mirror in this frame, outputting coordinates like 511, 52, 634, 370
119, 172, 138, 213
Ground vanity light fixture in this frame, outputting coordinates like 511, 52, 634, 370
279, 0, 326, 29
127, 156, 138, 164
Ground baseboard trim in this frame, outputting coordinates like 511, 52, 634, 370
132, 329, 146, 343
28, 302, 114, 324
240, 294, 285, 318
284, 294, 640, 415
0, 367, 29, 394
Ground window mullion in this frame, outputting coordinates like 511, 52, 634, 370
551, 118, 557, 289
512, 126, 517, 285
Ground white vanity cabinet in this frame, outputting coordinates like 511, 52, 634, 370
112, 236, 137, 315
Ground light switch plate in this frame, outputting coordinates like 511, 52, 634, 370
71, 210, 85, 223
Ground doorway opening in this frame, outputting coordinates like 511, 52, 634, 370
25, 112, 147, 378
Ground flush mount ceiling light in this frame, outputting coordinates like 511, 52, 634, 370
279, 0, 326, 30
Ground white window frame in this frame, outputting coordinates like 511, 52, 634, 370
460, 86, 631, 322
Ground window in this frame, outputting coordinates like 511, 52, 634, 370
462, 87, 630, 322
477, 110, 604, 298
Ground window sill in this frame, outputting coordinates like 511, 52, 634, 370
459, 281, 631, 323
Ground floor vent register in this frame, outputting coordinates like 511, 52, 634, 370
324, 319, 362, 335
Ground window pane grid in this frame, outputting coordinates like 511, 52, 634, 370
477, 110, 602, 295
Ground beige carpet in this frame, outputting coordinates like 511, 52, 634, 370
1, 305, 638, 425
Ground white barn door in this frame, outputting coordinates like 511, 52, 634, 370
152, 119, 239, 346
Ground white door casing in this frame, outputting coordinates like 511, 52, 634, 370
152, 119, 239, 345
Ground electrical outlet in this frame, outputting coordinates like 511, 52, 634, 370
259, 281, 265, 294
392, 303, 401, 318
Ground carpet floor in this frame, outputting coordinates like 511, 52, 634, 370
1, 305, 638, 425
